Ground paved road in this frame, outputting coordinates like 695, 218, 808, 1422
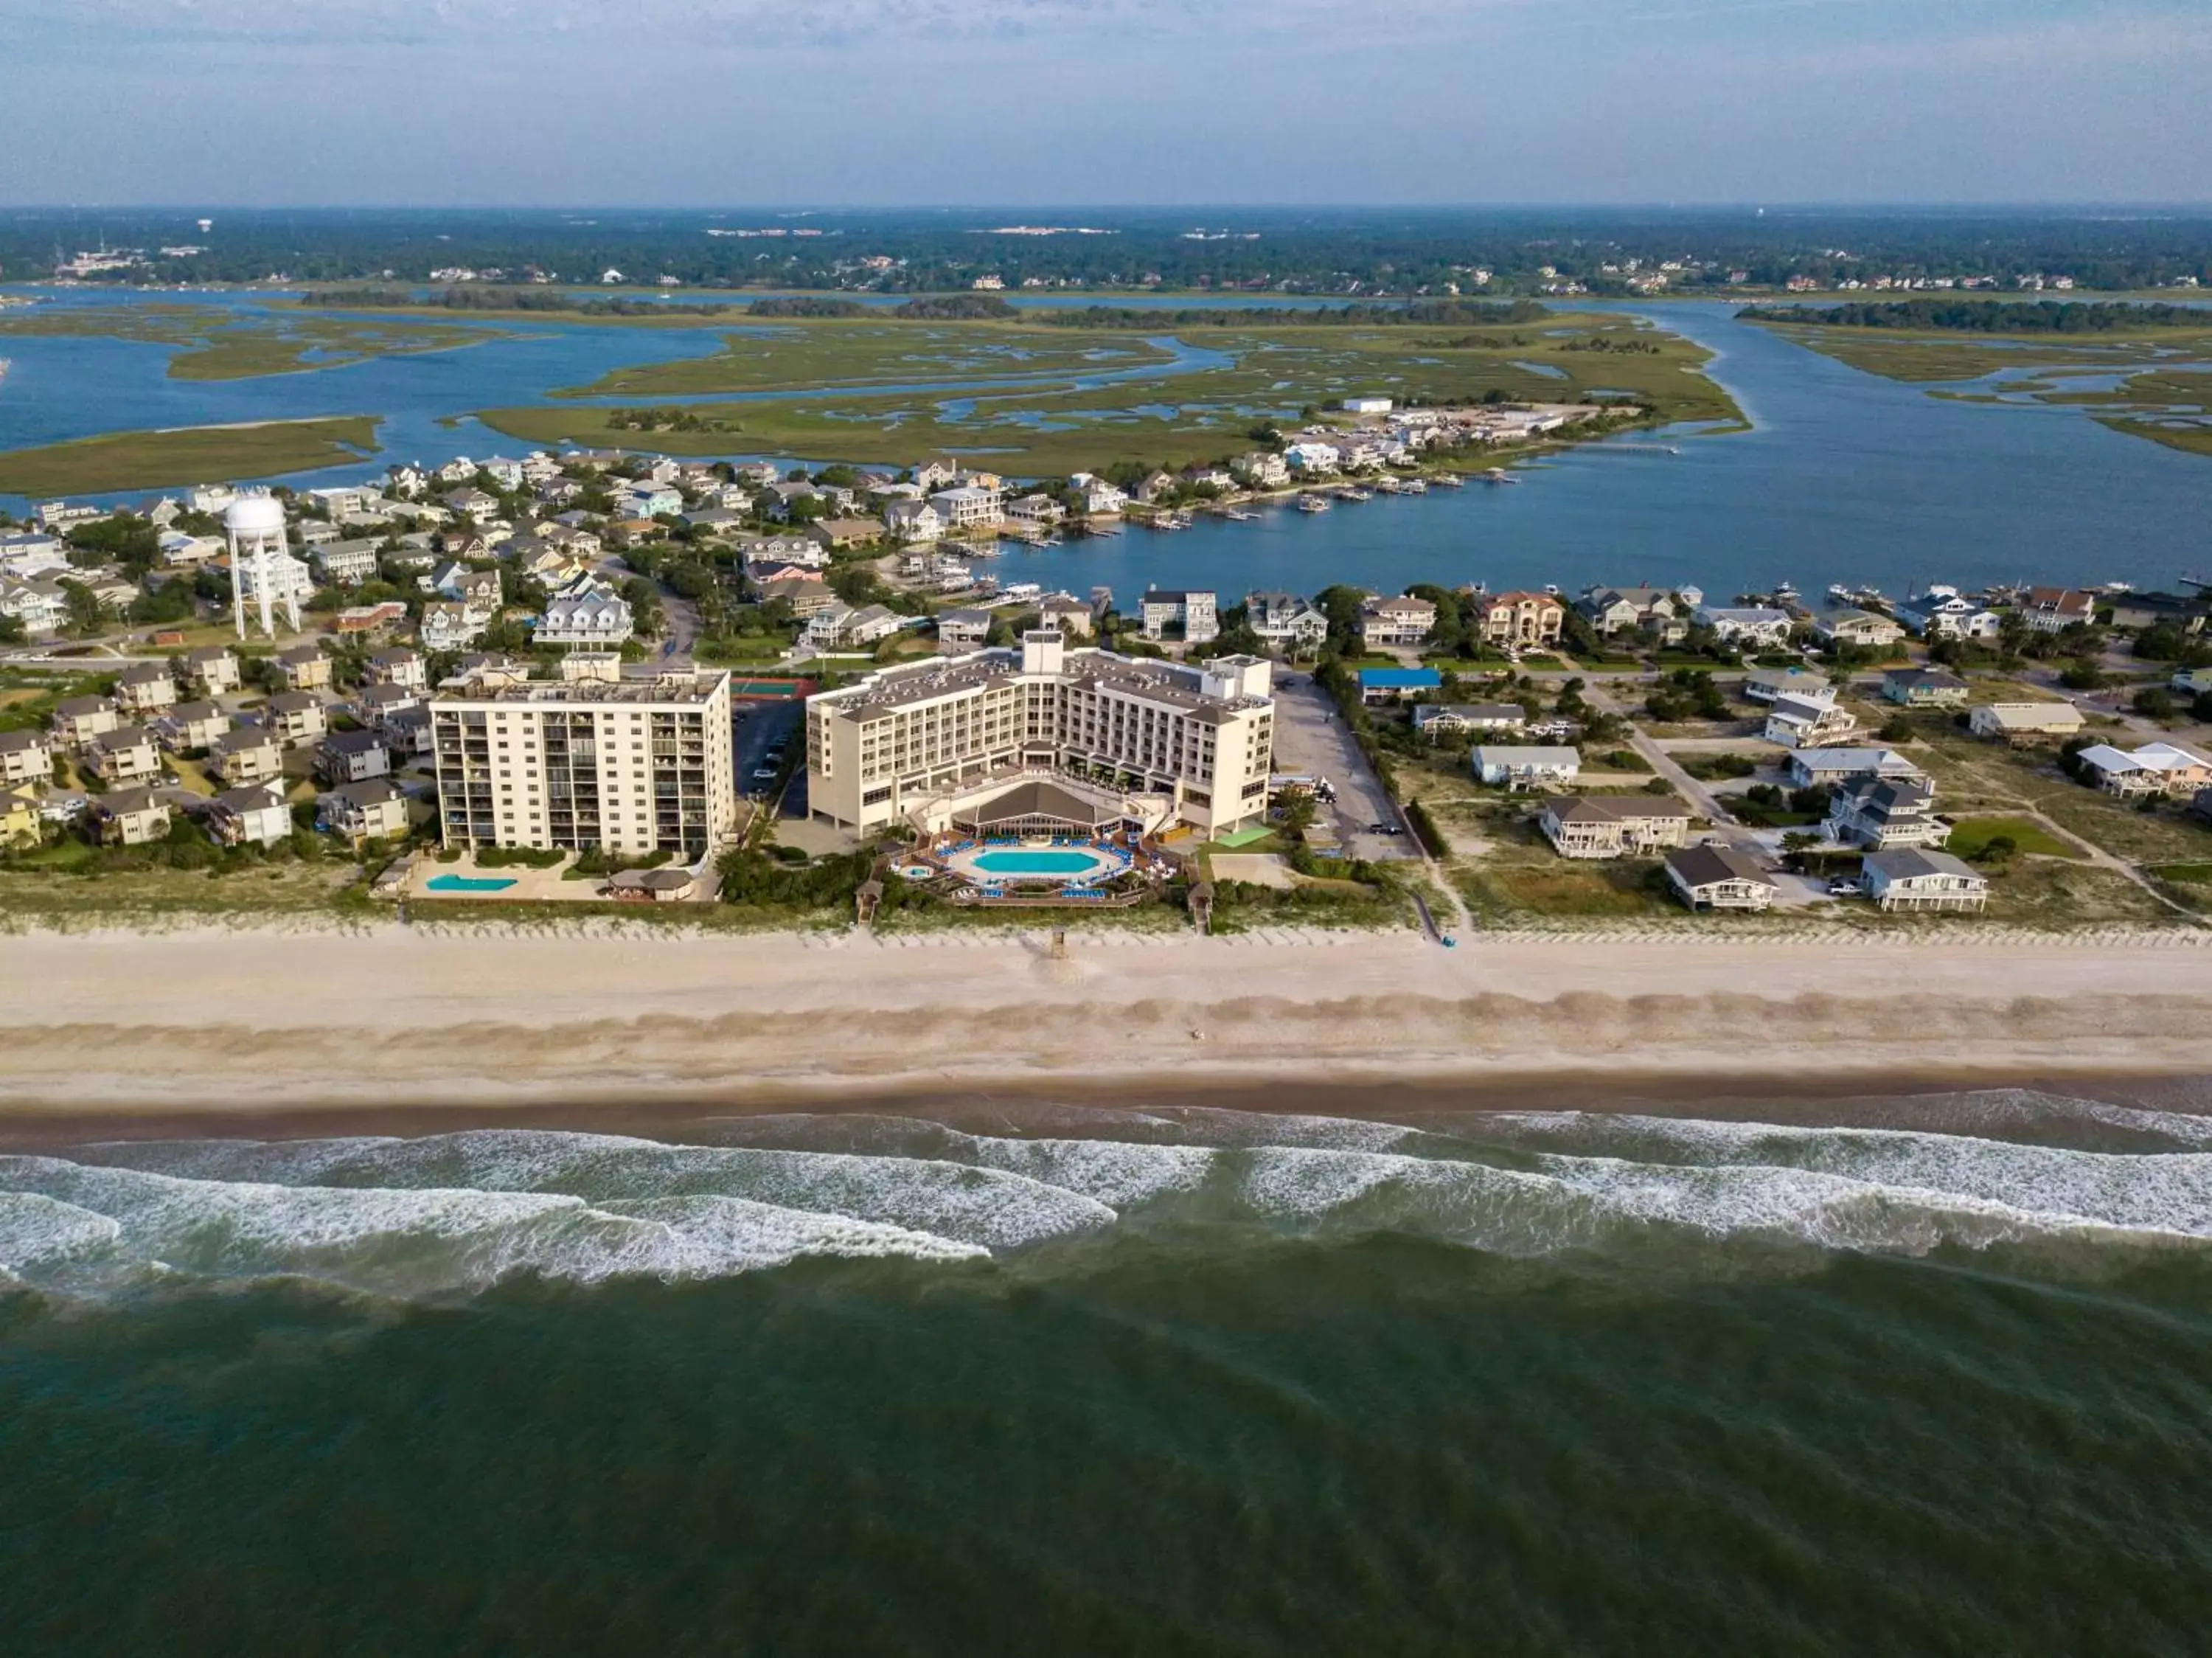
1268, 676, 1419, 864
731, 700, 803, 807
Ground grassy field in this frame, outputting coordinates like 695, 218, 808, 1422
0, 417, 383, 496
479, 311, 1741, 473
0, 304, 502, 381
1944, 816, 2082, 860
557, 322, 1176, 398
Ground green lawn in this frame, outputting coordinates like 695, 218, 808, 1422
0, 417, 383, 495
1944, 816, 2082, 861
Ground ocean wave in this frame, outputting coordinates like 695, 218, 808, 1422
0, 1157, 988, 1299
24, 1103, 2212, 1308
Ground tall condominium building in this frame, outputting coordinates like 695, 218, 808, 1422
433, 659, 735, 858
807, 631, 1274, 839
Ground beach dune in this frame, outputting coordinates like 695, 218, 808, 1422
4, 925, 2212, 1115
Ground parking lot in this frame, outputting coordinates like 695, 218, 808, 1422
732, 701, 804, 805
1267, 675, 1419, 863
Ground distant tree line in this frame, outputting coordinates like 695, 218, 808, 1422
1739, 299, 2211, 333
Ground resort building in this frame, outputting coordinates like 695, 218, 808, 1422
432, 662, 737, 859
1664, 844, 1778, 912
1859, 849, 1989, 913
1969, 702, 2084, 742
804, 632, 1275, 840
1537, 795, 1693, 859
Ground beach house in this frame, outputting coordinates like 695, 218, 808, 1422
0, 729, 53, 785
1663, 844, 1778, 911
1471, 746, 1581, 791
317, 729, 392, 785
1787, 747, 1923, 789
1968, 702, 2084, 742
207, 726, 284, 787
181, 645, 242, 697
1360, 594, 1438, 649
317, 778, 411, 842
114, 661, 178, 718
205, 783, 293, 849
92, 786, 171, 847
2073, 740, 2212, 798
1763, 691, 1860, 748
1823, 776, 1950, 850
1537, 794, 1692, 859
86, 725, 160, 785
1859, 848, 1989, 913
1413, 703, 1527, 740
1882, 667, 1970, 709
1480, 592, 1565, 651
1139, 590, 1219, 645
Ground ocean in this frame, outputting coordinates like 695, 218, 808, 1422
6, 1087, 2212, 1655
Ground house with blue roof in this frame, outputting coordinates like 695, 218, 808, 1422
1357, 666, 1441, 704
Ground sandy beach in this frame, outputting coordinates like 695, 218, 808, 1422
4, 922, 2212, 1117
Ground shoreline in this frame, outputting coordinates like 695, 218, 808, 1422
6, 921, 2212, 1128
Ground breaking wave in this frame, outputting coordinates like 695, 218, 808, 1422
7, 1090, 2211, 1305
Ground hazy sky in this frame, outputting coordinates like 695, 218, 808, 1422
3, 0, 2208, 205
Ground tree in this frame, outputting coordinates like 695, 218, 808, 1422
2059, 659, 2106, 691
2133, 687, 2177, 721
59, 580, 108, 638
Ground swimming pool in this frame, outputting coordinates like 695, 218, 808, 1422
970, 850, 1108, 876
425, 874, 520, 893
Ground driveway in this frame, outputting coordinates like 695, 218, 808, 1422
1269, 676, 1419, 863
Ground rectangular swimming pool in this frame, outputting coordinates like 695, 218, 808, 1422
970, 850, 1106, 876
425, 874, 520, 893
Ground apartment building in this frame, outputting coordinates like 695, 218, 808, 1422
806, 632, 1274, 839
433, 661, 736, 859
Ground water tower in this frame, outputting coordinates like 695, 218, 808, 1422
225, 492, 297, 639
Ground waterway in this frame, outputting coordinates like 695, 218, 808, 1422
1, 289, 2207, 599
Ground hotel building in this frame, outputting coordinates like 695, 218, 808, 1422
432, 659, 735, 859
806, 632, 1274, 839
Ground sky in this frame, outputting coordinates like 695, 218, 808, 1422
1, 0, 2209, 206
